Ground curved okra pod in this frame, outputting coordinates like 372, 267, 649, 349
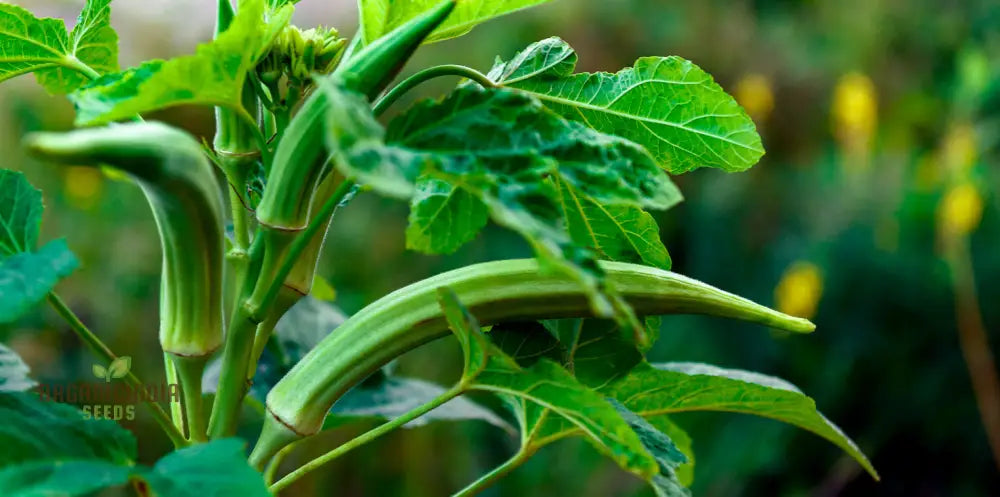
26, 122, 225, 441
250, 259, 814, 464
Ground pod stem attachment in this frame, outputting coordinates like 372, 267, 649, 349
172, 354, 209, 442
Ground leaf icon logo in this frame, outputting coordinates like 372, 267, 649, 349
92, 356, 132, 382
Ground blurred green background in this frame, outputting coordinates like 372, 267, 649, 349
2, 0, 999, 495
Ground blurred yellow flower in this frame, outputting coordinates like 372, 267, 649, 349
63, 166, 103, 210
775, 262, 823, 319
832, 72, 877, 163
735, 73, 774, 122
941, 122, 977, 173
939, 182, 983, 237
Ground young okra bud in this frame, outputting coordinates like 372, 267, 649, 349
26, 123, 226, 359
250, 259, 814, 463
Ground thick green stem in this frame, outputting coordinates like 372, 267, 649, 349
263, 386, 462, 492
47, 294, 187, 448
372, 64, 495, 116
209, 304, 259, 439
172, 355, 208, 442
453, 447, 535, 497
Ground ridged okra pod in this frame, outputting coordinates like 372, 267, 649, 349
27, 122, 225, 440
251, 259, 814, 462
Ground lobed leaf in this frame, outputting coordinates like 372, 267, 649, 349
604, 362, 879, 479
491, 37, 765, 173
359, 0, 552, 45
0, 0, 118, 94
69, 0, 292, 125
0, 343, 36, 392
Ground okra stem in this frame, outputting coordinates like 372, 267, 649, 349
47, 294, 187, 448
172, 355, 208, 442
371, 64, 495, 115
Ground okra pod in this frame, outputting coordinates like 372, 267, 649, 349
251, 259, 814, 463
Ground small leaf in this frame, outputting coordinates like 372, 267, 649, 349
0, 239, 80, 324
604, 362, 879, 479
107, 356, 131, 379
359, 0, 552, 45
91, 364, 107, 380
325, 376, 510, 431
0, 169, 44, 257
0, 343, 36, 392
0, 0, 118, 94
491, 38, 765, 173
69, 0, 292, 125
139, 439, 271, 497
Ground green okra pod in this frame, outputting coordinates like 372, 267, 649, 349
255, 0, 455, 232
250, 259, 814, 463
26, 123, 226, 359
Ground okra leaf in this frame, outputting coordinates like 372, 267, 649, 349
325, 375, 511, 430
0, 170, 43, 257
69, 0, 292, 125
438, 289, 660, 480
359, 0, 552, 45
406, 176, 489, 254
0, 0, 118, 94
491, 37, 765, 173
611, 400, 689, 496
139, 439, 271, 497
604, 362, 879, 479
0, 239, 79, 324
0, 343, 36, 392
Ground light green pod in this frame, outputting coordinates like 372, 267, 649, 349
27, 123, 226, 358
250, 259, 814, 463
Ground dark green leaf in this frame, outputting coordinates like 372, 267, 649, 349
0, 0, 118, 94
491, 37, 765, 173
359, 0, 552, 44
0, 343, 36, 392
140, 439, 271, 497
0, 169, 43, 257
605, 362, 879, 479
0, 239, 79, 324
610, 400, 689, 496
406, 175, 489, 254
438, 288, 659, 479
69, 0, 292, 125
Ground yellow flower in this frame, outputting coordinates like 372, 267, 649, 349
63, 166, 103, 210
775, 262, 823, 319
939, 182, 983, 237
832, 72, 877, 160
735, 73, 774, 122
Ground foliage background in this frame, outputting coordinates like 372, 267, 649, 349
1, 0, 999, 495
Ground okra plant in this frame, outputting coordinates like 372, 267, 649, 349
0, 0, 878, 495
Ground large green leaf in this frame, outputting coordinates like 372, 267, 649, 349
0, 239, 79, 324
605, 362, 879, 479
0, 0, 118, 94
140, 439, 271, 497
324, 81, 679, 329
0, 344, 36, 392
438, 289, 659, 480
0, 170, 43, 257
491, 37, 765, 173
359, 0, 552, 45
69, 0, 292, 125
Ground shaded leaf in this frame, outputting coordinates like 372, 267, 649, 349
604, 362, 879, 479
274, 295, 348, 364
0, 0, 118, 94
406, 175, 489, 254
438, 288, 659, 479
0, 170, 43, 257
610, 400, 689, 496
359, 0, 552, 45
0, 239, 79, 324
0, 343, 36, 392
69, 0, 292, 124
140, 439, 271, 497
491, 37, 764, 173
325, 376, 511, 430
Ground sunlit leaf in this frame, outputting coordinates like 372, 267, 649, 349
0, 0, 118, 94
491, 37, 765, 173
359, 0, 552, 45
